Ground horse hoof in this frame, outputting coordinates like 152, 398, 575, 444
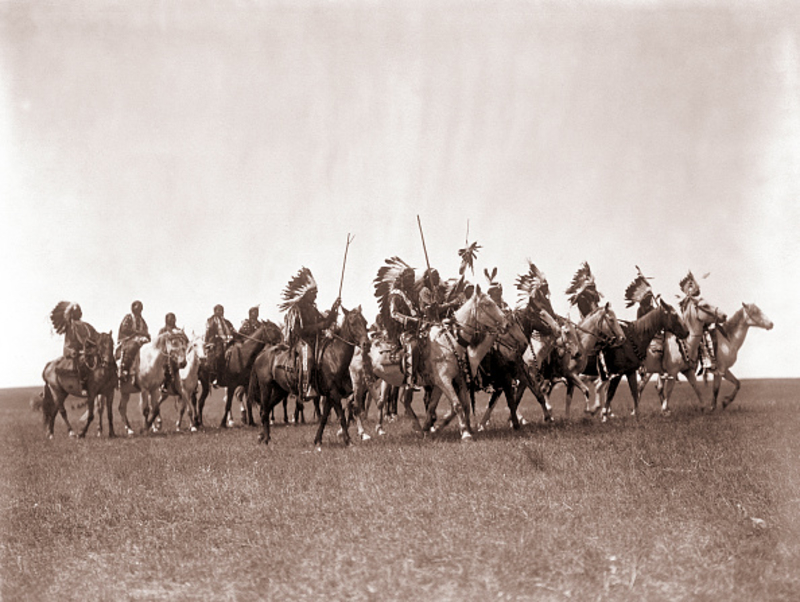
315, 445, 323, 453
360, 433, 371, 441
47, 433, 54, 440
477, 424, 486, 432
190, 426, 197, 433
461, 431, 474, 441
377, 427, 386, 436
68, 431, 76, 438
522, 417, 532, 425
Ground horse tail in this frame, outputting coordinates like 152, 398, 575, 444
247, 362, 261, 411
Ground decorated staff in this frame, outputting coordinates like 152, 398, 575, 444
280, 267, 341, 399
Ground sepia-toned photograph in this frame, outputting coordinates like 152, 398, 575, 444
1, 1, 798, 600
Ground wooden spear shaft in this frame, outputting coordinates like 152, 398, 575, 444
338, 233, 354, 299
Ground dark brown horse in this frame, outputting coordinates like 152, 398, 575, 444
192, 321, 283, 429
41, 330, 117, 438
476, 305, 562, 430
590, 300, 689, 420
249, 306, 369, 450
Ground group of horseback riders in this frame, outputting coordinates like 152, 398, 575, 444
50, 255, 726, 402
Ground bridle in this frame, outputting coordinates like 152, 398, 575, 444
572, 305, 621, 347
454, 294, 508, 346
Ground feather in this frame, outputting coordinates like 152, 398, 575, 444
50, 301, 73, 334
515, 261, 553, 313
373, 257, 414, 333
625, 267, 655, 307
278, 267, 318, 313
679, 270, 699, 296
565, 261, 603, 307
458, 241, 481, 275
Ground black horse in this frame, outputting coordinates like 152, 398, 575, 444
191, 321, 284, 429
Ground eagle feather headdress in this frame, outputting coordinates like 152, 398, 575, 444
50, 301, 78, 334
374, 257, 414, 335
516, 261, 554, 315
566, 261, 603, 317
679, 270, 701, 296
279, 268, 318, 340
624, 266, 655, 308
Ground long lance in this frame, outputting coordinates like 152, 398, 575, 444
338, 233, 354, 300
416, 215, 433, 288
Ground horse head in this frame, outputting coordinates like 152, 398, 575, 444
557, 319, 584, 363
583, 302, 625, 347
659, 298, 690, 339
340, 305, 370, 349
453, 284, 508, 343
256, 320, 284, 346
741, 303, 774, 331
96, 331, 115, 370
157, 331, 188, 369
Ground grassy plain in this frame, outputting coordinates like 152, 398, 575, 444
1, 379, 799, 601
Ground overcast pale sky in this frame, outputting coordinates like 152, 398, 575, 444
1, 0, 797, 388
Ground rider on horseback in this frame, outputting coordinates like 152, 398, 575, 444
389, 267, 424, 385
679, 271, 726, 372
158, 312, 189, 393
566, 262, 603, 320
280, 268, 341, 400
625, 266, 662, 358
239, 306, 264, 337
418, 268, 461, 321
50, 301, 94, 381
205, 304, 235, 385
117, 300, 151, 386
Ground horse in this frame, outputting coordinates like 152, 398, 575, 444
165, 335, 204, 431
590, 299, 689, 421
476, 305, 564, 431
193, 321, 283, 429
249, 305, 370, 449
709, 303, 773, 409
41, 330, 117, 439
538, 303, 627, 419
637, 296, 726, 413
117, 330, 189, 434
404, 287, 510, 439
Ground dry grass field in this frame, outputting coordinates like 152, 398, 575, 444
1, 378, 799, 601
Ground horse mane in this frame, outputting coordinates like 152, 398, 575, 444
724, 306, 746, 332
626, 305, 665, 344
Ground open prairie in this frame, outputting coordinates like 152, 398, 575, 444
2, 379, 799, 601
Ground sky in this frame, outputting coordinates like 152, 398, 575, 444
1, 0, 798, 388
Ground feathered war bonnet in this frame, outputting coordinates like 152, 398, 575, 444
373, 257, 414, 338
679, 271, 700, 297
516, 261, 554, 315
624, 265, 655, 308
566, 261, 603, 317
50, 301, 80, 334
279, 267, 318, 339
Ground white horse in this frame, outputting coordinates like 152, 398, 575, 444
638, 296, 726, 413
117, 330, 188, 434
710, 303, 773, 409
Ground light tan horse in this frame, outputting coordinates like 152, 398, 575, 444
638, 296, 726, 413
397, 287, 508, 440
117, 330, 188, 434
711, 303, 773, 409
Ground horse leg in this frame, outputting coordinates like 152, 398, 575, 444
118, 390, 136, 435
257, 384, 281, 445
403, 386, 423, 433
601, 376, 622, 422
478, 389, 503, 431
145, 391, 167, 432
313, 395, 335, 451
422, 388, 442, 433
77, 387, 96, 438
638, 371, 653, 399
677, 370, 705, 413
626, 372, 639, 418
331, 395, 352, 447
720, 369, 741, 409
104, 392, 115, 438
